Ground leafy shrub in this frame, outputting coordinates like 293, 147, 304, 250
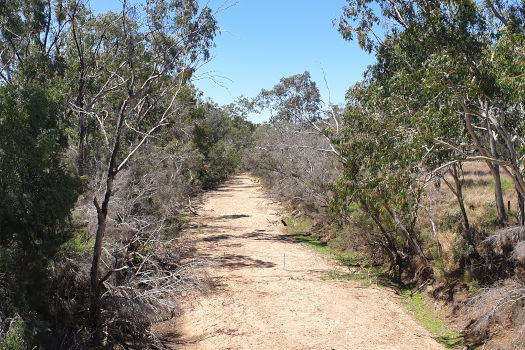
0, 83, 80, 348
0, 315, 27, 350
440, 209, 464, 233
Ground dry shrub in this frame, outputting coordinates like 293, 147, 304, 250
246, 121, 340, 222
463, 226, 525, 349
50, 251, 92, 349
100, 235, 207, 347
93, 145, 207, 346
52, 142, 210, 348
513, 241, 525, 265
482, 226, 525, 281
468, 280, 525, 349
484, 226, 525, 255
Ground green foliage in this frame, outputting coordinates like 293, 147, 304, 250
193, 103, 254, 189
0, 315, 27, 350
483, 202, 499, 227
452, 227, 483, 265
0, 83, 80, 248
258, 71, 321, 123
440, 209, 465, 234
334, 0, 525, 286
440, 208, 485, 267
61, 227, 93, 254
0, 82, 80, 346
0, 0, 253, 346
465, 278, 480, 295
330, 96, 427, 267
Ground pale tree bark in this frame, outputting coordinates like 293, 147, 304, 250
441, 162, 470, 230
486, 116, 508, 227
459, 99, 509, 227
384, 203, 426, 261
489, 162, 508, 227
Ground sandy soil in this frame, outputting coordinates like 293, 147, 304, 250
160, 174, 444, 350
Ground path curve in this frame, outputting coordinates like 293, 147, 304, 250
164, 174, 443, 350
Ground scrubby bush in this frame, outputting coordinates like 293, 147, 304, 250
194, 103, 254, 189
0, 83, 80, 347
45, 97, 255, 347
0, 315, 27, 350
246, 121, 339, 221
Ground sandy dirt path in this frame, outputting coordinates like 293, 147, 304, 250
162, 174, 443, 349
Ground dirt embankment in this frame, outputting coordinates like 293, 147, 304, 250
158, 174, 444, 350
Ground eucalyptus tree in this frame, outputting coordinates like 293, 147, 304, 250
251, 72, 345, 220
331, 79, 429, 277
256, 71, 343, 159
191, 102, 254, 189
62, 0, 105, 176
0, 0, 220, 345
259, 71, 322, 123
337, 1, 525, 242
62, 0, 218, 343
0, 0, 69, 85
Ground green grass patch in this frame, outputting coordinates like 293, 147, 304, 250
402, 291, 464, 348
283, 216, 313, 235
321, 270, 379, 287
293, 232, 331, 255
61, 228, 93, 254
284, 215, 383, 276
488, 177, 514, 192
322, 270, 364, 281
283, 215, 364, 264
465, 278, 480, 295
284, 215, 388, 288
284, 216, 330, 256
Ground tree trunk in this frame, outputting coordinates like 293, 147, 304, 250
75, 78, 86, 176
460, 102, 508, 227
89, 170, 115, 345
78, 114, 86, 176
448, 164, 469, 230
485, 117, 508, 228
360, 200, 398, 263
88, 99, 127, 345
518, 191, 525, 226
488, 162, 508, 228
71, 10, 87, 177
384, 203, 426, 261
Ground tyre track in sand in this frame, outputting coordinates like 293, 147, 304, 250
162, 174, 444, 350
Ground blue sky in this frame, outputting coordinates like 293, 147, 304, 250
90, 0, 375, 123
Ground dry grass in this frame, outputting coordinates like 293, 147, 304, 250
433, 162, 517, 227
420, 161, 525, 349
421, 162, 519, 272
